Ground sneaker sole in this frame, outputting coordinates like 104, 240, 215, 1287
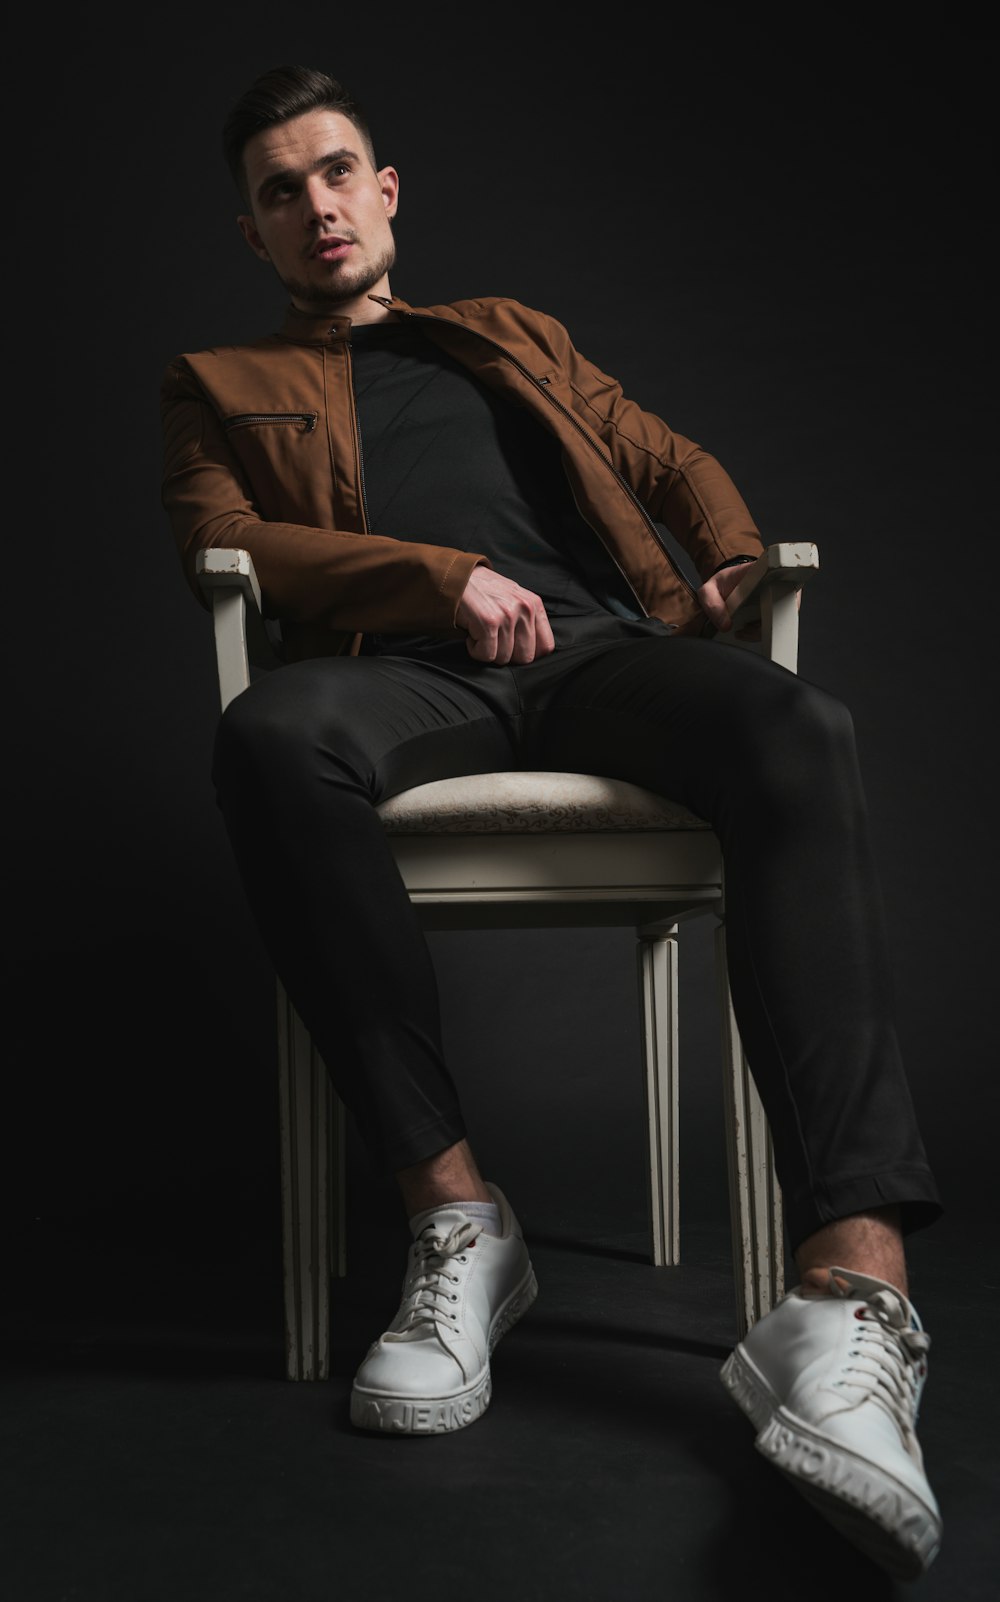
350, 1264, 538, 1435
720, 1346, 941, 1581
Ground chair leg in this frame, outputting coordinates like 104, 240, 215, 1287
714, 923, 785, 1338
276, 979, 333, 1380
638, 927, 680, 1267
330, 1088, 347, 1282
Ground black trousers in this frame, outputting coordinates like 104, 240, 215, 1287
211, 618, 942, 1252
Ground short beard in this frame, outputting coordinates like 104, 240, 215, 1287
279, 237, 397, 315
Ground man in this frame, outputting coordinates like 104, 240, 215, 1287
161, 65, 944, 1580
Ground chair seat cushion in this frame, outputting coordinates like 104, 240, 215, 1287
377, 771, 710, 834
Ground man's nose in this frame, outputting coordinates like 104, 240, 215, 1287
302, 176, 338, 224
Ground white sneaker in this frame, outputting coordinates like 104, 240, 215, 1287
350, 1183, 537, 1435
720, 1266, 942, 1580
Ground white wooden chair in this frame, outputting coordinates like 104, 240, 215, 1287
197, 542, 819, 1380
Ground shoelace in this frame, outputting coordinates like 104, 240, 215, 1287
387, 1219, 481, 1339
838, 1288, 931, 1445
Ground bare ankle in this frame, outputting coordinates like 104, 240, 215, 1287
795, 1207, 908, 1297
395, 1138, 492, 1218
801, 1267, 856, 1296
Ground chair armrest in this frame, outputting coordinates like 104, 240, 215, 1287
196, 548, 274, 712
194, 540, 821, 712
196, 546, 262, 610
723, 541, 819, 673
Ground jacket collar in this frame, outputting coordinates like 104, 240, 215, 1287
277, 294, 420, 344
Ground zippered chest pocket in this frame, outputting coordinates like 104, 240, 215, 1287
221, 411, 326, 523
224, 411, 318, 433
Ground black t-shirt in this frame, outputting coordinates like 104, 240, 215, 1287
349, 319, 647, 653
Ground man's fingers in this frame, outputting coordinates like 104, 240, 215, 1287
466, 627, 499, 662
534, 608, 556, 657
458, 568, 553, 663
696, 575, 729, 631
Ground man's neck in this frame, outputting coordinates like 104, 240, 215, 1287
290, 283, 396, 326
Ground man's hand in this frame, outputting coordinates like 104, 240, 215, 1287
698, 561, 802, 641
456, 567, 555, 664
697, 562, 759, 634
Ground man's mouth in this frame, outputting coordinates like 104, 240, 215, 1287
311, 236, 354, 262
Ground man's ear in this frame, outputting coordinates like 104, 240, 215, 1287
379, 166, 400, 220
237, 214, 270, 262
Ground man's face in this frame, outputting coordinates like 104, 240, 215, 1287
238, 109, 399, 319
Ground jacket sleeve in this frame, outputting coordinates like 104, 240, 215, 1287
542, 316, 765, 578
160, 359, 489, 630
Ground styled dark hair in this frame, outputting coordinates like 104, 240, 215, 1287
223, 65, 378, 201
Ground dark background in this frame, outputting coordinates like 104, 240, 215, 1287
5, 11, 997, 1601
9, 6, 993, 1335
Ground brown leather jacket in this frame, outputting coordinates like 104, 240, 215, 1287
161, 293, 764, 662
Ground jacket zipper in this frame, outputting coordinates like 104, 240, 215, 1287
384, 306, 698, 612
225, 411, 318, 432
343, 345, 373, 536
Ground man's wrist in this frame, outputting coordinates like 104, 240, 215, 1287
711, 554, 757, 576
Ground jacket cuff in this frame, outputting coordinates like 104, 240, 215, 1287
711, 553, 758, 576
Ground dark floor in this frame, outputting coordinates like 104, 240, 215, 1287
3, 1167, 997, 1602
